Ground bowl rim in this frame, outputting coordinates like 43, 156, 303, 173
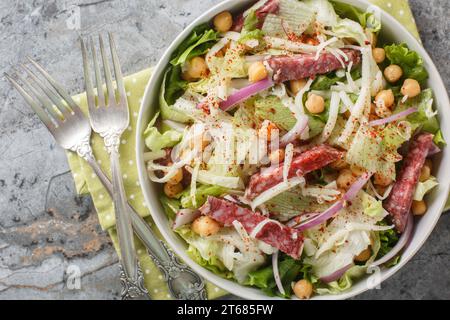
136, 0, 450, 300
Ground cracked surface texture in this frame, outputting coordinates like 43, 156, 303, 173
0, 0, 449, 300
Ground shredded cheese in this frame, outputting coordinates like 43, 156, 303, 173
316, 91, 341, 144
283, 143, 294, 183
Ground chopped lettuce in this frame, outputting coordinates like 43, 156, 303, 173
346, 122, 412, 179
262, 0, 316, 39
362, 192, 385, 218
176, 226, 234, 279
160, 195, 181, 220
414, 176, 439, 201
376, 221, 399, 262
238, 10, 265, 49
331, 1, 381, 32
254, 95, 324, 138
434, 130, 446, 146
180, 184, 228, 209
302, 0, 339, 27
311, 68, 362, 91
144, 112, 182, 151
160, 66, 191, 123
384, 43, 428, 83
401, 89, 441, 135
245, 255, 305, 298
265, 186, 329, 220
170, 24, 218, 66
332, 18, 367, 45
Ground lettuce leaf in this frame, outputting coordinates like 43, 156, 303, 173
376, 221, 399, 261
414, 176, 439, 201
246, 255, 304, 298
331, 1, 381, 32
239, 10, 265, 49
311, 68, 362, 91
176, 226, 234, 279
170, 24, 218, 66
180, 184, 228, 209
434, 130, 446, 146
402, 89, 441, 135
160, 195, 181, 220
384, 43, 428, 83
254, 95, 325, 138
160, 66, 191, 123
144, 112, 182, 151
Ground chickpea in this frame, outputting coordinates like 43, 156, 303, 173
372, 48, 386, 64
164, 182, 183, 198
350, 165, 366, 176
184, 56, 208, 80
419, 165, 431, 182
293, 279, 313, 299
375, 89, 395, 109
290, 79, 307, 95
355, 248, 372, 262
375, 103, 392, 118
167, 168, 183, 185
384, 64, 403, 83
425, 159, 433, 172
191, 216, 221, 237
412, 200, 427, 216
213, 11, 233, 33
401, 78, 421, 98
269, 149, 285, 164
248, 61, 268, 83
305, 94, 325, 114
330, 158, 349, 170
373, 173, 393, 187
337, 169, 358, 190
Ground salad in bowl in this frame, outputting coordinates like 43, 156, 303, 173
141, 0, 445, 299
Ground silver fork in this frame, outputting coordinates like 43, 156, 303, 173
5, 57, 207, 300
80, 33, 146, 298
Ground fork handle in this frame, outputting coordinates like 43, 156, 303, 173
110, 148, 139, 279
85, 156, 171, 263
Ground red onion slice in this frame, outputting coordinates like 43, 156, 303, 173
294, 173, 373, 232
172, 209, 200, 230
371, 214, 414, 268
320, 263, 354, 283
286, 212, 321, 228
220, 77, 274, 111
369, 107, 417, 127
272, 250, 286, 296
280, 115, 309, 146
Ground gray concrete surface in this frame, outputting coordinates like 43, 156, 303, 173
0, 0, 448, 300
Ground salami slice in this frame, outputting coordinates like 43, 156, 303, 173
246, 145, 343, 200
232, 0, 280, 32
199, 196, 304, 259
384, 133, 434, 233
268, 49, 361, 83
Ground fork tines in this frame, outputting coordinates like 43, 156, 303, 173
4, 58, 83, 131
80, 33, 127, 111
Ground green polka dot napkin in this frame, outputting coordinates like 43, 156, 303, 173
66, 0, 448, 300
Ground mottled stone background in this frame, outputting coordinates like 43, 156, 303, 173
0, 0, 448, 300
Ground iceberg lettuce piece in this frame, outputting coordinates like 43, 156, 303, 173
413, 176, 439, 201
331, 1, 381, 32
254, 95, 324, 138
303, 0, 339, 27
332, 18, 367, 45
160, 195, 181, 220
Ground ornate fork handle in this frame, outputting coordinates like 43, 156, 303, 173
147, 241, 207, 300
74, 142, 206, 300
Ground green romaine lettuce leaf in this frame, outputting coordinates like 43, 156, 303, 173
376, 221, 399, 262
402, 89, 441, 135
434, 130, 446, 146
413, 176, 439, 201
180, 184, 228, 209
331, 1, 381, 32
246, 255, 304, 298
311, 68, 362, 91
238, 10, 265, 49
160, 195, 181, 220
160, 66, 191, 123
170, 24, 218, 66
384, 43, 428, 83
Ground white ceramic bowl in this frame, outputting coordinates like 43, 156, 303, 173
136, 0, 450, 300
